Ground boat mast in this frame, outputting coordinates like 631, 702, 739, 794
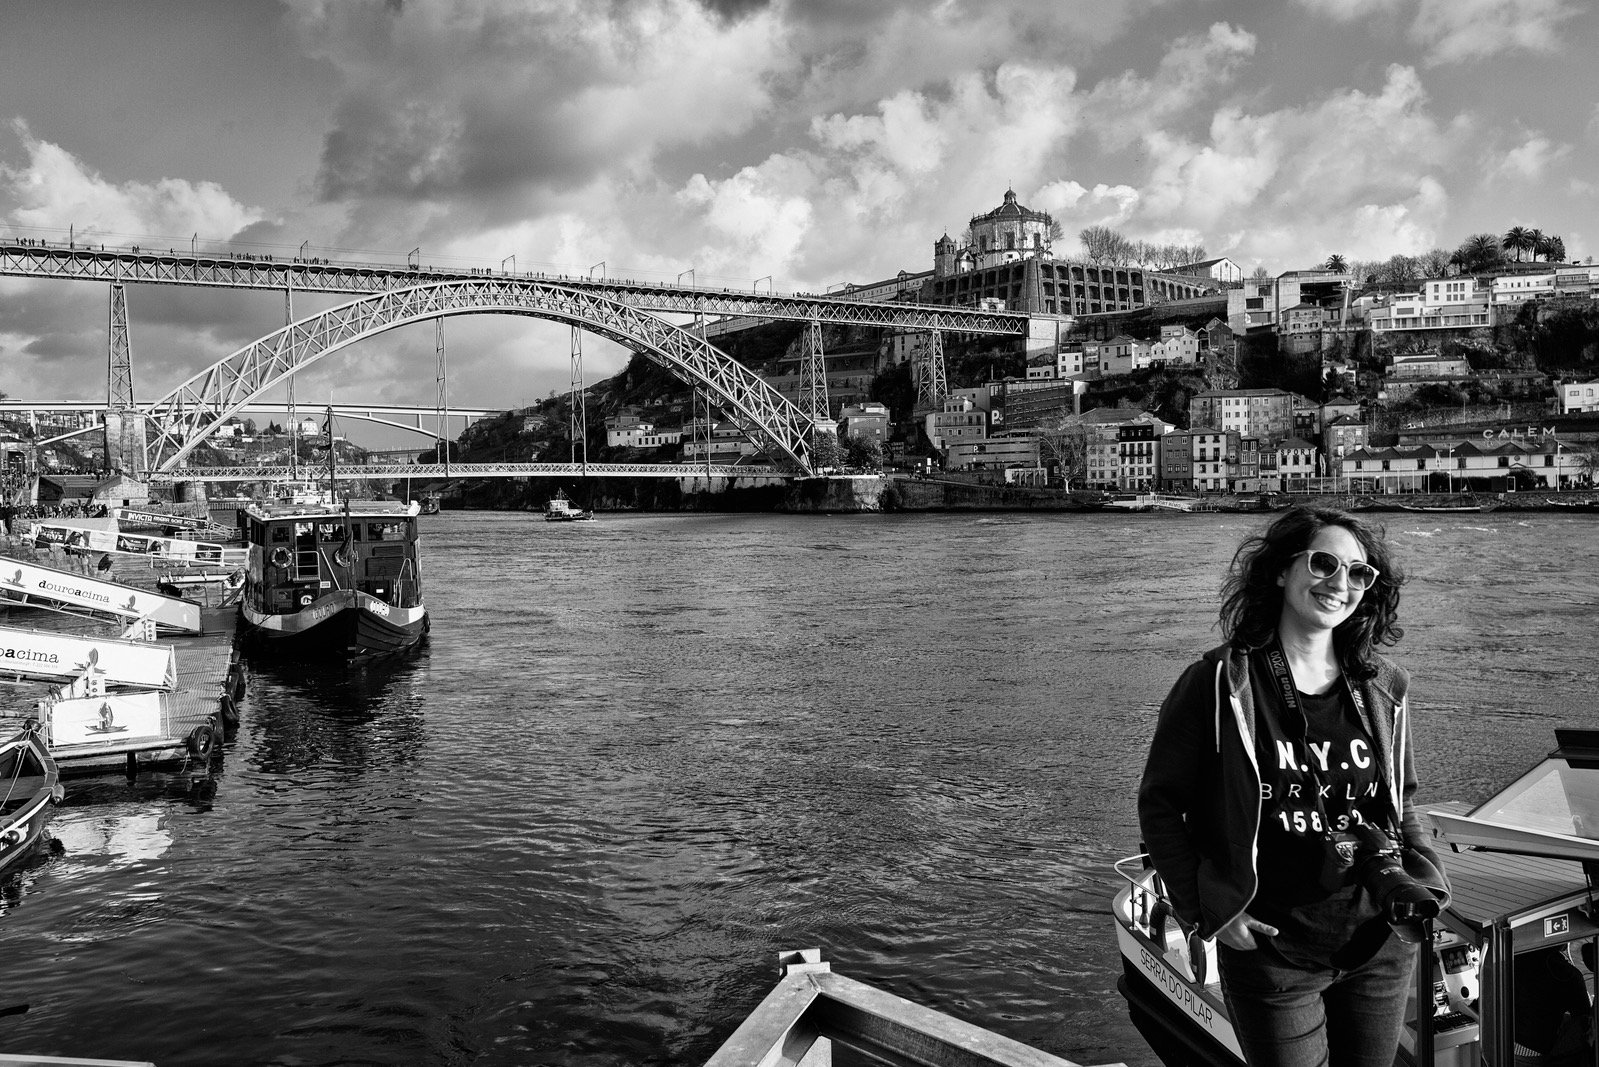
325, 405, 337, 503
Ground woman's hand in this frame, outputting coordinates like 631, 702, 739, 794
1215, 913, 1278, 950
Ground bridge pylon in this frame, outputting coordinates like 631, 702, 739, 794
799, 320, 831, 429
569, 325, 587, 469
913, 329, 947, 412
103, 283, 146, 475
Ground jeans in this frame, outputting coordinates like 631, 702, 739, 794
1218, 922, 1416, 1067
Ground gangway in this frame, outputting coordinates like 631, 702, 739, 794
0, 557, 203, 634
0, 626, 177, 691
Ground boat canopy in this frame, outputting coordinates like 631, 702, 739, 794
1430, 728, 1599, 864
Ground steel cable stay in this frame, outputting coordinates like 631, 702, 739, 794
141, 279, 816, 474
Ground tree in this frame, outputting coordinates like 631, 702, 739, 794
1249, 264, 1272, 284
1503, 226, 1533, 262
1536, 233, 1567, 263
1035, 418, 1089, 489
1373, 254, 1421, 286
1526, 229, 1546, 260
842, 434, 884, 470
809, 430, 845, 471
1457, 234, 1504, 274
1417, 247, 1453, 278
1324, 254, 1347, 272
1078, 225, 1133, 265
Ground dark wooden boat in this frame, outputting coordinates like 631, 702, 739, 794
236, 498, 428, 661
1114, 727, 1599, 1067
0, 720, 63, 879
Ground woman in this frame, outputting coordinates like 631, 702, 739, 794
1138, 506, 1448, 1067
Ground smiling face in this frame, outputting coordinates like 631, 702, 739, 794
1277, 524, 1369, 641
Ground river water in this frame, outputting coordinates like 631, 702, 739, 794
1, 509, 1593, 1066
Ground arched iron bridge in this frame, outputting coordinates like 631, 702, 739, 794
144, 279, 823, 474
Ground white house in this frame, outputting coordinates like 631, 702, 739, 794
1560, 380, 1599, 414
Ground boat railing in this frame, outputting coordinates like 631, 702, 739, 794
702, 949, 1097, 1067
392, 556, 421, 607
1113, 852, 1215, 985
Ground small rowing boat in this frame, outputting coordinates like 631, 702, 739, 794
0, 720, 64, 879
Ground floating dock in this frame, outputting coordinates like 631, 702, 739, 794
0, 537, 242, 776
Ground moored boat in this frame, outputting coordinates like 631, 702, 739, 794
1114, 727, 1599, 1067
237, 497, 428, 661
1106, 493, 1198, 513
545, 490, 594, 522
0, 720, 64, 879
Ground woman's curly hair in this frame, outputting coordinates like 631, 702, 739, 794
1218, 506, 1405, 679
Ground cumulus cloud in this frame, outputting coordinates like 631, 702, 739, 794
1085, 22, 1257, 149
0, 120, 265, 242
1293, 0, 1584, 65
296, 0, 792, 214
1130, 65, 1461, 266
0, 125, 276, 399
1409, 0, 1583, 65
1494, 135, 1572, 182
669, 61, 1085, 286
1290, 0, 1402, 19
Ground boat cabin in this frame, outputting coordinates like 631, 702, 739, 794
239, 502, 422, 616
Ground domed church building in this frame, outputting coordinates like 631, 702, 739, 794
928, 188, 1210, 316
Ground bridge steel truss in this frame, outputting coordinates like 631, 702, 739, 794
0, 243, 1033, 335
142, 279, 821, 474
149, 462, 784, 482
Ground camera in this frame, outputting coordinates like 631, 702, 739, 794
1349, 823, 1439, 936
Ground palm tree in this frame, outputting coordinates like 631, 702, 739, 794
1458, 234, 1502, 273
1324, 254, 1348, 272
1503, 226, 1533, 262
1526, 229, 1546, 261
1538, 234, 1567, 263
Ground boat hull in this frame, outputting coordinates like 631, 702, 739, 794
0, 724, 63, 880
240, 590, 428, 661
1112, 887, 1243, 1066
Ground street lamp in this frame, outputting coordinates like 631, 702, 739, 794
754, 275, 772, 293
588, 261, 605, 280
677, 268, 695, 286
501, 255, 516, 274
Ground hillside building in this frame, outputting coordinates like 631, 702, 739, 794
927, 189, 1212, 316
1188, 388, 1298, 446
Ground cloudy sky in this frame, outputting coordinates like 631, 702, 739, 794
1, 0, 1595, 422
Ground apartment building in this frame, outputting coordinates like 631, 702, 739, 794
1188, 388, 1297, 446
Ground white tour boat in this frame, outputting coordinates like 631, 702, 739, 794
544, 490, 594, 522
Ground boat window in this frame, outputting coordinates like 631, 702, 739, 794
270, 524, 291, 544
367, 522, 405, 541
1471, 758, 1599, 839
317, 523, 348, 543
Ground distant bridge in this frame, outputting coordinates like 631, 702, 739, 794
148, 463, 783, 483
0, 400, 494, 445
